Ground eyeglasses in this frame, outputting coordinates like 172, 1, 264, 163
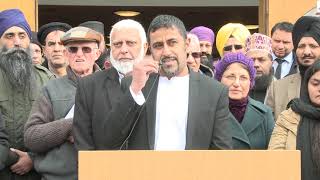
222, 74, 250, 83
187, 52, 202, 59
67, 46, 95, 54
223, 44, 243, 52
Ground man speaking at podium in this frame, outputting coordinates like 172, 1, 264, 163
102, 15, 232, 150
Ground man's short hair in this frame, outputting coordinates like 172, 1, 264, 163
147, 15, 187, 43
271, 22, 294, 36
109, 19, 146, 45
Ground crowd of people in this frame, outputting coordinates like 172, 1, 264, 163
0, 7, 319, 180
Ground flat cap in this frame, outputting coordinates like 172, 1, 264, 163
38, 22, 72, 45
61, 26, 102, 45
79, 21, 104, 35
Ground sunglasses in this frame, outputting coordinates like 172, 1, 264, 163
223, 44, 243, 51
67, 46, 95, 54
187, 52, 202, 59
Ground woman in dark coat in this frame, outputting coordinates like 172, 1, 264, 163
215, 52, 274, 149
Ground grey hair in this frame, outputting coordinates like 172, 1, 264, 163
109, 19, 147, 44
187, 33, 200, 46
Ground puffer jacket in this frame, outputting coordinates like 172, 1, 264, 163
268, 108, 300, 150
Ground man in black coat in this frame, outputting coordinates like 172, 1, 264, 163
270, 22, 298, 79
73, 15, 232, 150
73, 19, 148, 150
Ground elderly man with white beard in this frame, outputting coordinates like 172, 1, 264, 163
0, 9, 53, 180
73, 19, 147, 150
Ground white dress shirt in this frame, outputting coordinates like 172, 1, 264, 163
272, 52, 294, 79
130, 75, 190, 150
154, 75, 189, 150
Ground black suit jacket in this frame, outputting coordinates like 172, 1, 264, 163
73, 67, 124, 150
103, 71, 232, 150
74, 69, 232, 150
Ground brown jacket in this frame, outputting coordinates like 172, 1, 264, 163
265, 73, 301, 120
268, 108, 300, 150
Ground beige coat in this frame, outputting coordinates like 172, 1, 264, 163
265, 73, 301, 120
268, 108, 300, 150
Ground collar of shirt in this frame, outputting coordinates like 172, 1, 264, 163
272, 51, 293, 64
117, 71, 125, 84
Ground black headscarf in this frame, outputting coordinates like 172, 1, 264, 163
290, 60, 320, 180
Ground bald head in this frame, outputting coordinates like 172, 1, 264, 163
187, 33, 200, 52
186, 33, 201, 72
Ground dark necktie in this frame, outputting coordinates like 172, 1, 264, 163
275, 58, 285, 79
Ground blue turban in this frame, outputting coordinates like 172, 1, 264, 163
0, 9, 32, 39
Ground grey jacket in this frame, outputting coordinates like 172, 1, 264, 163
24, 66, 100, 180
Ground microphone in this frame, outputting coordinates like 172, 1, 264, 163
119, 72, 160, 150
158, 59, 165, 73
159, 58, 165, 66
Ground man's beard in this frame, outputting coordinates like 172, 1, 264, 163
160, 56, 180, 79
297, 56, 314, 77
0, 46, 33, 90
200, 53, 213, 70
110, 48, 144, 75
254, 72, 273, 91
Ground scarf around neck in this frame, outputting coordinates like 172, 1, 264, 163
291, 98, 320, 180
229, 97, 249, 123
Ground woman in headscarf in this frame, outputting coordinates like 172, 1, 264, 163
215, 52, 274, 149
216, 23, 251, 57
269, 60, 320, 180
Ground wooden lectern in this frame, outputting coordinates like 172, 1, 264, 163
79, 150, 300, 180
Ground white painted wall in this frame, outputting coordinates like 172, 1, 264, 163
39, 0, 259, 7
304, 6, 320, 16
